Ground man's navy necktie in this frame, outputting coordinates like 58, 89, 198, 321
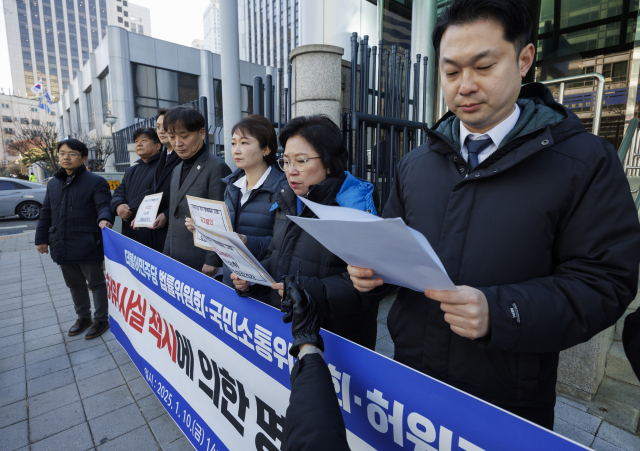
465, 138, 493, 171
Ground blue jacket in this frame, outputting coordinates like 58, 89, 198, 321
221, 164, 287, 288
36, 165, 114, 265
244, 171, 379, 349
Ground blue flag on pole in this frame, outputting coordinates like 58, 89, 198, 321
44, 89, 52, 105
37, 97, 45, 110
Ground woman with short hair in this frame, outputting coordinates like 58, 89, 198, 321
232, 115, 379, 349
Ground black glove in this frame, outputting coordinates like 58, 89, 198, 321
280, 272, 324, 358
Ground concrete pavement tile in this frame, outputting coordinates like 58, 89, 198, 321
27, 367, 75, 397
25, 343, 67, 365
3, 343, 24, 359
2, 333, 23, 347
31, 422, 94, 451
26, 354, 70, 380
29, 400, 86, 443
137, 394, 166, 422
596, 421, 640, 451
101, 330, 115, 342
24, 324, 63, 341
105, 339, 123, 352
119, 361, 142, 382
22, 297, 52, 308
89, 403, 146, 446
163, 436, 191, 451
70, 343, 110, 366
23, 316, 59, 332
553, 417, 594, 447
127, 376, 153, 400
0, 316, 23, 328
0, 420, 28, 451
65, 334, 105, 354
112, 348, 131, 366
0, 382, 26, 408
77, 367, 125, 398
96, 425, 159, 451
598, 378, 640, 415
0, 355, 25, 375
0, 400, 27, 428
0, 367, 25, 389
1, 309, 23, 321
23, 309, 57, 323
592, 438, 626, 451
24, 332, 64, 352
0, 324, 22, 338
29, 383, 81, 418
73, 355, 117, 382
555, 401, 602, 434
21, 286, 50, 296
83, 385, 135, 420
149, 413, 183, 447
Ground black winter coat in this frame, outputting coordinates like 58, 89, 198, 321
285, 353, 350, 451
35, 165, 114, 265
110, 153, 160, 247
150, 148, 181, 252
623, 308, 640, 380
221, 165, 287, 289
246, 173, 379, 350
364, 83, 640, 424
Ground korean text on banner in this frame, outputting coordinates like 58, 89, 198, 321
289, 196, 457, 292
133, 193, 163, 228
102, 227, 588, 451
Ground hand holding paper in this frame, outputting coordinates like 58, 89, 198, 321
132, 193, 163, 228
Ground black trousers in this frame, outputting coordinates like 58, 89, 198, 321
60, 262, 109, 322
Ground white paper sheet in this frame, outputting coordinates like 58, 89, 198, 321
191, 223, 275, 287
187, 195, 233, 232
132, 193, 163, 228
289, 197, 457, 292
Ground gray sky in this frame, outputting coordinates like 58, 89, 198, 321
0, 0, 210, 94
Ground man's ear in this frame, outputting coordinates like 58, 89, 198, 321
519, 43, 535, 79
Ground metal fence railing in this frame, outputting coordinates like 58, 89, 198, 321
252, 65, 292, 152
343, 32, 430, 209
112, 96, 211, 172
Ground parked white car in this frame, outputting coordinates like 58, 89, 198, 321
0, 177, 47, 220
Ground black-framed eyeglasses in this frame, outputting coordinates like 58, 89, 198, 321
277, 156, 321, 172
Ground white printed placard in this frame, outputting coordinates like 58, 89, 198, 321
133, 193, 163, 228
187, 195, 233, 232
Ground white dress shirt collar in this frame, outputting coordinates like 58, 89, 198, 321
460, 103, 520, 151
233, 166, 272, 206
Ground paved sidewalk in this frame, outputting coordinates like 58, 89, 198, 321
0, 233, 639, 450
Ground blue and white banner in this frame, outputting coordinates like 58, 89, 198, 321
103, 228, 588, 451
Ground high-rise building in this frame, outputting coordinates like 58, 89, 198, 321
204, 0, 376, 67
3, 0, 151, 105
191, 39, 205, 50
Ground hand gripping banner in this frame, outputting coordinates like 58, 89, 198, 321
102, 228, 588, 451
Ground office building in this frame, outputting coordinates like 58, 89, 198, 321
3, 0, 151, 106
204, 0, 376, 66
0, 93, 57, 171
191, 39, 205, 50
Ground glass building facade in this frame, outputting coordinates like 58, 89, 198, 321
377, 0, 640, 149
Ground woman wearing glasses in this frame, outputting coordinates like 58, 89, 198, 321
232, 115, 379, 350
186, 115, 286, 299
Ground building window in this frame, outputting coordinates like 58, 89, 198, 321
75, 100, 81, 130
118, 16, 123, 23
131, 63, 199, 118
124, 10, 128, 17
100, 73, 112, 115
30, 107, 38, 112
5, 139, 13, 145
1, 103, 9, 108
47, 121, 56, 126
32, 119, 40, 125
3, 128, 14, 134
123, 0, 127, 5
125, 21, 129, 27
2, 116, 12, 122
138, 25, 143, 34
20, 118, 29, 124
117, 5, 122, 12
603, 61, 629, 83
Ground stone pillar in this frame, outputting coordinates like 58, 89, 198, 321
557, 326, 614, 401
289, 45, 344, 126
219, 0, 241, 170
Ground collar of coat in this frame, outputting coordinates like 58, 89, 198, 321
55, 163, 86, 183
424, 83, 584, 173
274, 171, 347, 216
134, 152, 161, 166
222, 163, 284, 195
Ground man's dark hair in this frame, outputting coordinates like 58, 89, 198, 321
155, 107, 170, 120
432, 0, 534, 59
163, 105, 205, 134
232, 115, 278, 166
279, 115, 347, 177
57, 138, 88, 157
133, 127, 161, 144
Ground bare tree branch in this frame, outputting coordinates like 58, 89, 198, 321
9, 117, 60, 174
70, 127, 115, 172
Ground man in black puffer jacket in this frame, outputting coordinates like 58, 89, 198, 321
36, 139, 114, 340
348, 0, 640, 429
